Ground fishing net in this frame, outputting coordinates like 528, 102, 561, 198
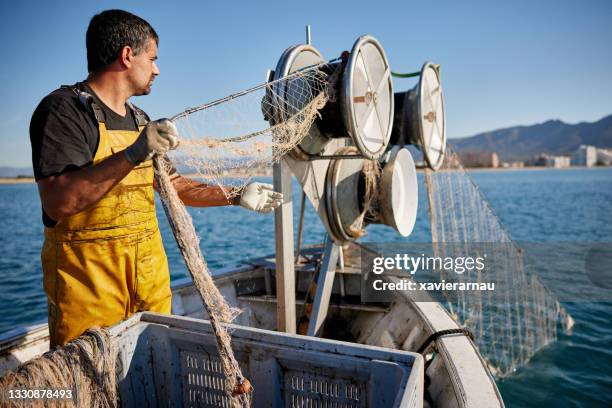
169, 62, 338, 197
351, 158, 383, 238
424, 146, 574, 377
151, 61, 340, 406
155, 159, 250, 407
0, 328, 117, 407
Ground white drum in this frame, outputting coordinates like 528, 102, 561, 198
267, 35, 394, 160
324, 147, 418, 243
391, 62, 446, 170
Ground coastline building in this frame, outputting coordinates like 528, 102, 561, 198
501, 161, 525, 168
534, 154, 571, 168
595, 148, 612, 166
547, 155, 571, 168
571, 145, 597, 167
457, 151, 500, 168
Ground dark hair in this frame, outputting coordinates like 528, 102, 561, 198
86, 9, 158, 73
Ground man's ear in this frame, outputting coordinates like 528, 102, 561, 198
119, 45, 135, 69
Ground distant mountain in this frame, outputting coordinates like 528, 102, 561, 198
0, 166, 33, 178
450, 114, 612, 162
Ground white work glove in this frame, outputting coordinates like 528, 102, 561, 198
239, 182, 283, 213
124, 118, 180, 166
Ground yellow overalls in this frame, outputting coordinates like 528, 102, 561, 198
42, 100, 171, 347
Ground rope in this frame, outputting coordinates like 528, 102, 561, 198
391, 70, 420, 78
0, 328, 118, 408
419, 326, 473, 405
153, 157, 251, 407
392, 64, 440, 79
417, 328, 474, 354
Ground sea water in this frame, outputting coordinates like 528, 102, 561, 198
0, 167, 610, 407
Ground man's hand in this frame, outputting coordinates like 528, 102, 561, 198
125, 118, 180, 166
239, 182, 283, 213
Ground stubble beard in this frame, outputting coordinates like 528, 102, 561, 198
132, 76, 155, 96
139, 86, 152, 96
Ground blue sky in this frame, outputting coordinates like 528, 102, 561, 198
0, 0, 610, 167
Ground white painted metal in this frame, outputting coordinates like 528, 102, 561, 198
306, 238, 340, 337
323, 146, 419, 242
272, 44, 331, 156
283, 138, 350, 240
379, 147, 419, 237
392, 62, 446, 170
417, 62, 446, 170
342, 35, 394, 160
273, 158, 296, 333
325, 148, 364, 242
270, 35, 394, 160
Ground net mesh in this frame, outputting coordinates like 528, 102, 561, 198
155, 158, 249, 407
351, 156, 382, 238
424, 146, 574, 377
170, 62, 338, 197
151, 61, 340, 406
0, 328, 117, 408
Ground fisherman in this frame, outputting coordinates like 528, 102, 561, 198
29, 9, 283, 347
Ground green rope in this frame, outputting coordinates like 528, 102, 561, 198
391, 71, 420, 78
392, 64, 441, 79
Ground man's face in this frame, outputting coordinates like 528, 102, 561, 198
128, 38, 159, 96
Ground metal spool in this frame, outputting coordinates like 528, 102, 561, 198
267, 35, 394, 160
325, 147, 364, 242
324, 146, 418, 243
390, 62, 446, 170
269, 44, 332, 158
340, 35, 394, 159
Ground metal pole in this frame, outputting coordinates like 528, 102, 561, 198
273, 158, 297, 334
307, 238, 340, 337
295, 190, 306, 262
306, 25, 311, 45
